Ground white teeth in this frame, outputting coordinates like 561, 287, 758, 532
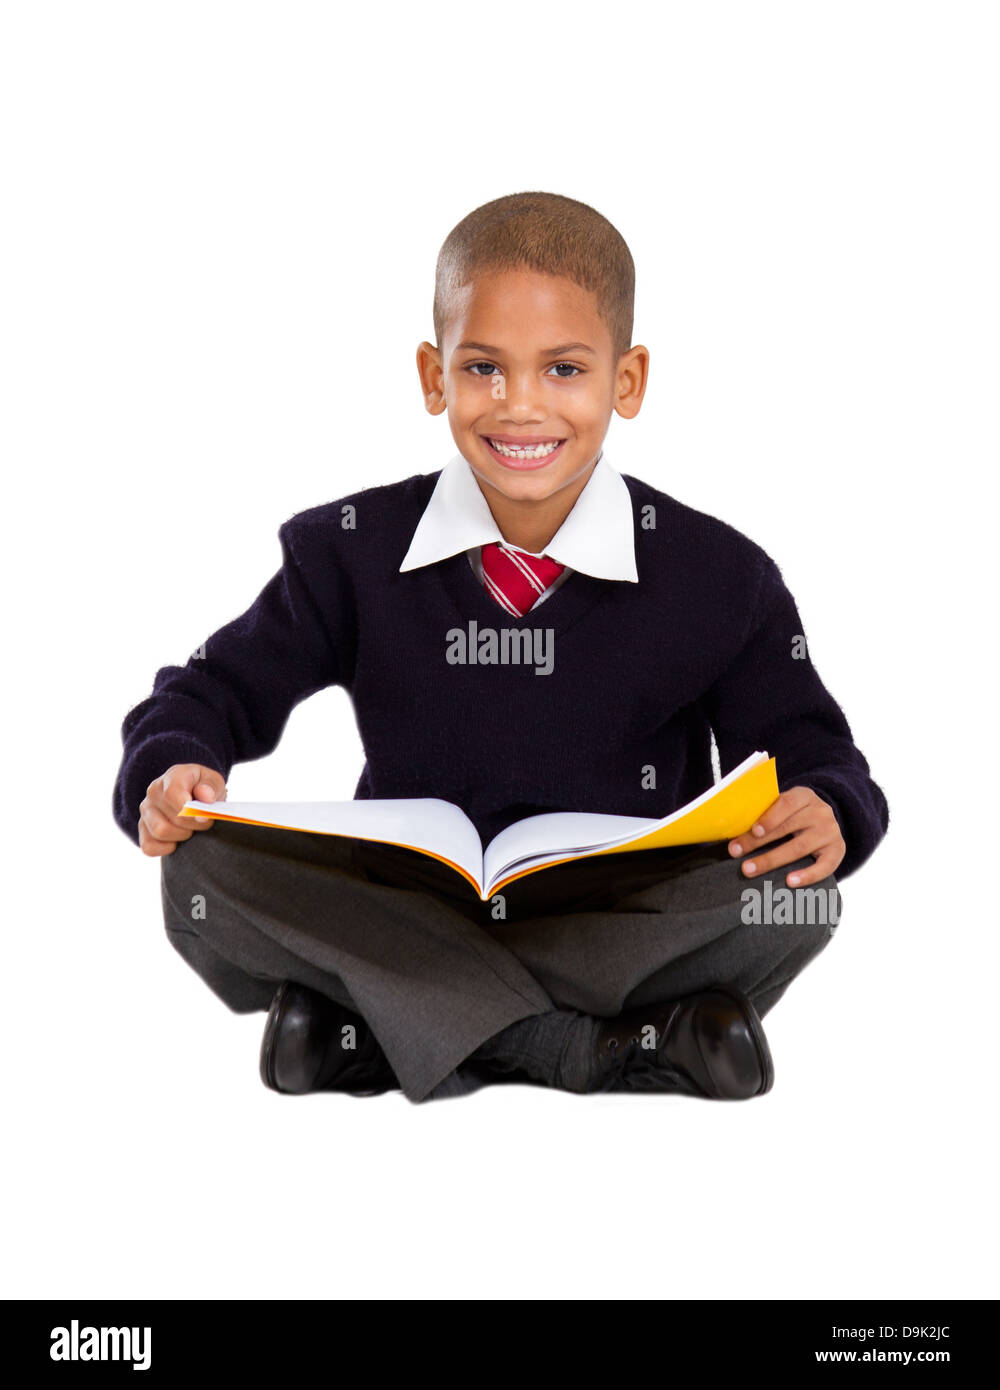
489, 438, 562, 460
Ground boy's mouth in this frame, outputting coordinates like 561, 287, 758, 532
480, 434, 567, 469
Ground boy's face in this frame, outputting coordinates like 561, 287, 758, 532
418, 268, 647, 509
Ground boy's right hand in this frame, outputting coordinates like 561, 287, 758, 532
138, 764, 227, 857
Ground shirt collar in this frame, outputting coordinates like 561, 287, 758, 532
399, 451, 638, 583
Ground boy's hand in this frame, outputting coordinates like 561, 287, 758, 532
728, 786, 845, 886
138, 764, 227, 857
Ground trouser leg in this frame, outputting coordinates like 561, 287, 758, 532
393, 840, 840, 1098
489, 841, 840, 1023
159, 819, 556, 1102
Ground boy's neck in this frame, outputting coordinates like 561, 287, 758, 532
477, 457, 599, 554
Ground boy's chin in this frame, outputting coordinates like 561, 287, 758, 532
470, 462, 574, 500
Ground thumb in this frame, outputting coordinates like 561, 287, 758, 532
192, 769, 227, 804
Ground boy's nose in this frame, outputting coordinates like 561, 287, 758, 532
499, 405, 545, 424
497, 371, 548, 414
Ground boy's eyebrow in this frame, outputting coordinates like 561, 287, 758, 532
455, 341, 597, 356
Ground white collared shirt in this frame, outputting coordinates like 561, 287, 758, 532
399, 451, 638, 608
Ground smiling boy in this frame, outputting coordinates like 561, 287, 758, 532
112, 191, 889, 1103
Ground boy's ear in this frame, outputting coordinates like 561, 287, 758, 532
614, 344, 650, 420
416, 340, 448, 415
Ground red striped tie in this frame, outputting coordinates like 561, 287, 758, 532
480, 542, 565, 617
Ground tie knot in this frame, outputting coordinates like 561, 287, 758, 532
480, 542, 565, 617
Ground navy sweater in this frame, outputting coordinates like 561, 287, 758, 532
112, 469, 889, 878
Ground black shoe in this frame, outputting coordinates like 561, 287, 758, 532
594, 984, 774, 1099
259, 981, 399, 1096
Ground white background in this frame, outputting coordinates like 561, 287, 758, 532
3, 1, 996, 1300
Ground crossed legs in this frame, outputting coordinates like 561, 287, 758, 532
159, 820, 838, 1102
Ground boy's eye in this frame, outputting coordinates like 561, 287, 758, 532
464, 361, 583, 379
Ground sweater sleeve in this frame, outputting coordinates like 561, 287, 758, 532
700, 554, 889, 879
111, 519, 353, 846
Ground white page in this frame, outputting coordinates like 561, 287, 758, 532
482, 750, 768, 892
182, 797, 486, 891
482, 811, 656, 892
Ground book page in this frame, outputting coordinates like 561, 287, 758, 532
482, 751, 774, 893
482, 811, 656, 891
180, 797, 486, 892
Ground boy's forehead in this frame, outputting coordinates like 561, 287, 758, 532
443, 268, 611, 355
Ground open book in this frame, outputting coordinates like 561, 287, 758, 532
180, 751, 778, 901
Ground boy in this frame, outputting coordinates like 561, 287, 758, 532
112, 191, 889, 1104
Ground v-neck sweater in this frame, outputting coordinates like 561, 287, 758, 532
112, 468, 889, 878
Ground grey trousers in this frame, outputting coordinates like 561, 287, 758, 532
158, 816, 840, 1102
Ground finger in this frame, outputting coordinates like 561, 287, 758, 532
190, 779, 226, 824
163, 766, 225, 821
739, 831, 826, 877
141, 807, 195, 843
139, 823, 178, 857
749, 786, 813, 837
193, 781, 225, 802
784, 846, 844, 887
161, 765, 202, 811
730, 788, 833, 857
733, 805, 814, 853
728, 790, 803, 856
197, 767, 228, 799
140, 791, 199, 836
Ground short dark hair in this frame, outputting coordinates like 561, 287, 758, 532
433, 191, 635, 360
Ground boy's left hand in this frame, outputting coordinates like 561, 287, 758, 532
728, 786, 845, 886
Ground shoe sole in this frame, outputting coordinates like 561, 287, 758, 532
259, 980, 292, 1092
